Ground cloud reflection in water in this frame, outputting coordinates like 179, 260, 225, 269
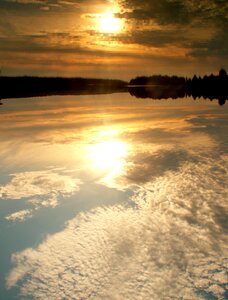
6, 155, 227, 299
0, 95, 227, 299
0, 169, 82, 221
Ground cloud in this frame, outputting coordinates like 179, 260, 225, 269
40, 5, 50, 11
118, 0, 190, 25
0, 31, 145, 77
188, 28, 228, 58
115, 0, 228, 61
1, 0, 109, 11
6, 155, 227, 299
118, 0, 228, 25
0, 170, 81, 200
124, 149, 189, 184
118, 123, 217, 185
28, 194, 59, 208
0, 19, 17, 37
0, 0, 52, 13
6, 0, 44, 2
5, 209, 33, 222
0, 169, 82, 221
0, 0, 227, 76
186, 114, 228, 153
124, 127, 216, 151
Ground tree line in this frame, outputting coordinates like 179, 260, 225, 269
0, 69, 227, 105
129, 69, 228, 105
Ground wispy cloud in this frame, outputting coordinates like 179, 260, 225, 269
5, 0, 46, 4
0, 169, 82, 221
5, 209, 33, 222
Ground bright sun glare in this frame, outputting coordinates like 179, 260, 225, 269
99, 12, 122, 33
89, 140, 128, 180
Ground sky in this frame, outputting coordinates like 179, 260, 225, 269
0, 0, 227, 79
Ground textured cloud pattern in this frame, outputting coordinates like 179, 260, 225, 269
6, 154, 228, 299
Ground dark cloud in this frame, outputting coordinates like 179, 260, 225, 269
0, 18, 17, 37
118, 0, 228, 25
0, 0, 109, 12
124, 128, 186, 144
116, 0, 228, 61
118, 0, 190, 25
187, 115, 228, 153
0, 33, 82, 53
0, 0, 50, 13
0, 32, 142, 58
188, 29, 228, 58
124, 149, 189, 184
112, 28, 188, 48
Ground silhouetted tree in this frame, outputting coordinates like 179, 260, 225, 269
219, 68, 227, 77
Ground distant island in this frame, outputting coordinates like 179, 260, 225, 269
0, 69, 227, 105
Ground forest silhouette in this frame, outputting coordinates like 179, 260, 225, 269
129, 69, 228, 105
0, 69, 227, 105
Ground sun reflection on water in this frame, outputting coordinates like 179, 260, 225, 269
88, 137, 128, 183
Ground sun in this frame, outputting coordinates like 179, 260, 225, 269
99, 12, 122, 33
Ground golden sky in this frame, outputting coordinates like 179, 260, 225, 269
0, 0, 227, 79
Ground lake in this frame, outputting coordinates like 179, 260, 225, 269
0, 93, 227, 299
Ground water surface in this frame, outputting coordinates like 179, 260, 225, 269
0, 94, 227, 299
